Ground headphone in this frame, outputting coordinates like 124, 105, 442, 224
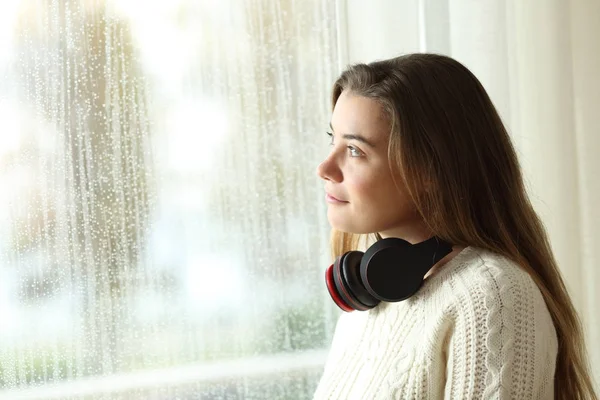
325, 236, 453, 312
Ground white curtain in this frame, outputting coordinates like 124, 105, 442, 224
338, 0, 600, 389
0, 1, 338, 398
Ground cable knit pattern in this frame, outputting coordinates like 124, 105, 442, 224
313, 247, 558, 400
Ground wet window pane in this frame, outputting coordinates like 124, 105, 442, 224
0, 1, 338, 398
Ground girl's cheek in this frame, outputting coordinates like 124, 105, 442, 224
351, 178, 375, 199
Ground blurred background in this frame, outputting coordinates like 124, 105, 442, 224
0, 0, 597, 399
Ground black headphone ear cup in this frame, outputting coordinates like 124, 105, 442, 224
361, 240, 424, 301
340, 251, 380, 310
359, 237, 451, 302
359, 238, 411, 300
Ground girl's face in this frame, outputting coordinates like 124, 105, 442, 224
316, 90, 428, 241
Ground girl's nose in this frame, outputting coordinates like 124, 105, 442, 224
316, 154, 342, 182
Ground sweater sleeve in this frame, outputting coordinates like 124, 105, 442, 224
443, 260, 558, 399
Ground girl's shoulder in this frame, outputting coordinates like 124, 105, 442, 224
422, 247, 554, 338
416, 246, 550, 322
426, 246, 538, 294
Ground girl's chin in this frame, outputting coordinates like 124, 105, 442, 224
327, 221, 375, 235
326, 209, 381, 234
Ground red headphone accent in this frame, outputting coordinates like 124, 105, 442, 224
325, 263, 353, 312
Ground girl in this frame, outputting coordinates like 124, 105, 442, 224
313, 53, 597, 400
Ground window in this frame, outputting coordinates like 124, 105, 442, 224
0, 1, 338, 398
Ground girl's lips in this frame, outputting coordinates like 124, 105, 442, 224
326, 193, 348, 203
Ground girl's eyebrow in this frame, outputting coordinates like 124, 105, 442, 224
329, 122, 376, 148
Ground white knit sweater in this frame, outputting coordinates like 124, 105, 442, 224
313, 247, 558, 400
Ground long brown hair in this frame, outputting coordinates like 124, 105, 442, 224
329, 53, 597, 400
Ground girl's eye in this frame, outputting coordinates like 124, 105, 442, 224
348, 146, 363, 157
326, 131, 364, 158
